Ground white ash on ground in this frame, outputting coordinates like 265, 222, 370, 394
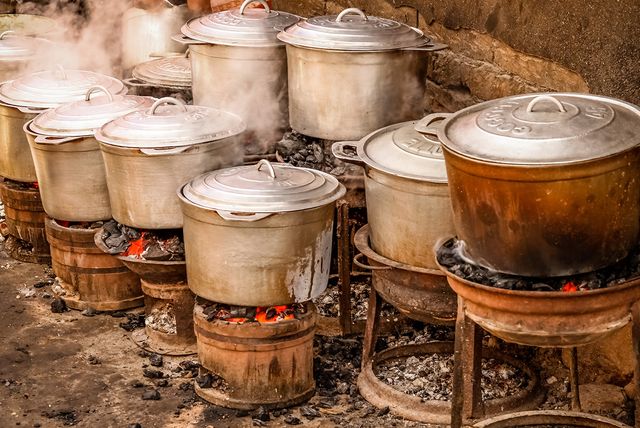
145, 304, 177, 335
314, 275, 397, 321
375, 353, 528, 401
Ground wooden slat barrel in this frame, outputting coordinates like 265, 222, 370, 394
45, 218, 143, 311
0, 180, 49, 260
193, 301, 316, 410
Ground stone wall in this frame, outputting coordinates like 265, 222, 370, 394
273, 0, 639, 112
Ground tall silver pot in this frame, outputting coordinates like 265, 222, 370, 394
0, 103, 41, 181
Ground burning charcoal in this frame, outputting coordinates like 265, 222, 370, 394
141, 389, 161, 400
251, 406, 270, 422
143, 368, 165, 379
531, 283, 555, 291
196, 373, 213, 389
300, 406, 320, 420
284, 415, 302, 425
102, 220, 120, 235
228, 306, 256, 320
149, 354, 163, 367
120, 224, 141, 241
50, 298, 68, 313
265, 307, 277, 320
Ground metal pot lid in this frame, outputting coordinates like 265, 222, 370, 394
96, 97, 246, 148
346, 115, 448, 183
181, 0, 300, 47
0, 66, 126, 109
181, 159, 346, 213
0, 31, 38, 61
277, 7, 430, 51
132, 55, 191, 88
30, 86, 155, 137
440, 93, 640, 165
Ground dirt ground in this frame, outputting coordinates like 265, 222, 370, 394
0, 240, 634, 428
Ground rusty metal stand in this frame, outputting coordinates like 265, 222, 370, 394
451, 297, 639, 428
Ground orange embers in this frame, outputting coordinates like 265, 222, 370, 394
207, 304, 299, 324
255, 305, 295, 323
122, 232, 147, 258
561, 281, 578, 292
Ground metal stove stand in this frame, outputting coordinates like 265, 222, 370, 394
451, 296, 640, 428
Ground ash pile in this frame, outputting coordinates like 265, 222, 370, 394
98, 220, 185, 261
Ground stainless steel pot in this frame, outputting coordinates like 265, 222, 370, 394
0, 31, 44, 82
121, 4, 191, 71
177, 0, 300, 146
24, 86, 154, 221
96, 97, 246, 229
437, 93, 640, 277
124, 53, 192, 102
0, 14, 60, 39
0, 67, 126, 182
278, 8, 446, 141
332, 114, 455, 270
179, 160, 346, 306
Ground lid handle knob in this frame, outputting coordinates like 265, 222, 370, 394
54, 64, 67, 80
85, 85, 114, 103
149, 97, 188, 115
0, 30, 15, 39
526, 95, 566, 113
256, 159, 276, 179
336, 8, 368, 22
240, 0, 271, 15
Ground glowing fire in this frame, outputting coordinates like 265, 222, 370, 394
210, 304, 297, 324
122, 232, 147, 258
561, 281, 578, 292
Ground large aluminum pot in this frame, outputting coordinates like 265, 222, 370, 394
333, 114, 455, 270
437, 93, 640, 277
179, 160, 345, 306
177, 0, 300, 148
278, 8, 446, 141
0, 31, 50, 82
0, 14, 59, 38
0, 67, 126, 182
124, 52, 192, 102
24, 86, 154, 221
121, 4, 191, 71
96, 97, 246, 229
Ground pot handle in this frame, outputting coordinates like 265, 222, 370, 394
256, 159, 277, 179
85, 85, 114, 102
414, 112, 451, 136
149, 97, 188, 114
0, 30, 15, 39
139, 146, 192, 156
526, 95, 567, 113
331, 141, 365, 167
171, 34, 207, 45
215, 210, 274, 222
240, 0, 270, 14
123, 77, 153, 88
16, 105, 49, 114
353, 253, 391, 271
402, 41, 448, 52
336, 8, 367, 22
34, 135, 81, 145
149, 51, 185, 58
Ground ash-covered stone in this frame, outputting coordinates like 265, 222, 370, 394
437, 237, 640, 292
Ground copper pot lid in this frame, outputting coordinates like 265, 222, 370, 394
439, 93, 640, 165
30, 86, 155, 138
332, 114, 448, 183
95, 97, 245, 148
181, 0, 300, 47
132, 54, 191, 88
0, 66, 126, 108
181, 159, 346, 214
277, 7, 430, 52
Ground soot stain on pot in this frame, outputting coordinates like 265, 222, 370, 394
286, 224, 333, 303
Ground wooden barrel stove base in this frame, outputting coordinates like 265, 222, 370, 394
131, 279, 197, 357
357, 342, 544, 425
0, 179, 49, 263
193, 301, 317, 410
45, 218, 143, 311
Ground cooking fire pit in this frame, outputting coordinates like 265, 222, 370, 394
95, 224, 196, 356
193, 299, 316, 410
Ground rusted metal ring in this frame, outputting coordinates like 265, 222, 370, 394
357, 342, 544, 425
353, 252, 391, 271
472, 410, 631, 428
